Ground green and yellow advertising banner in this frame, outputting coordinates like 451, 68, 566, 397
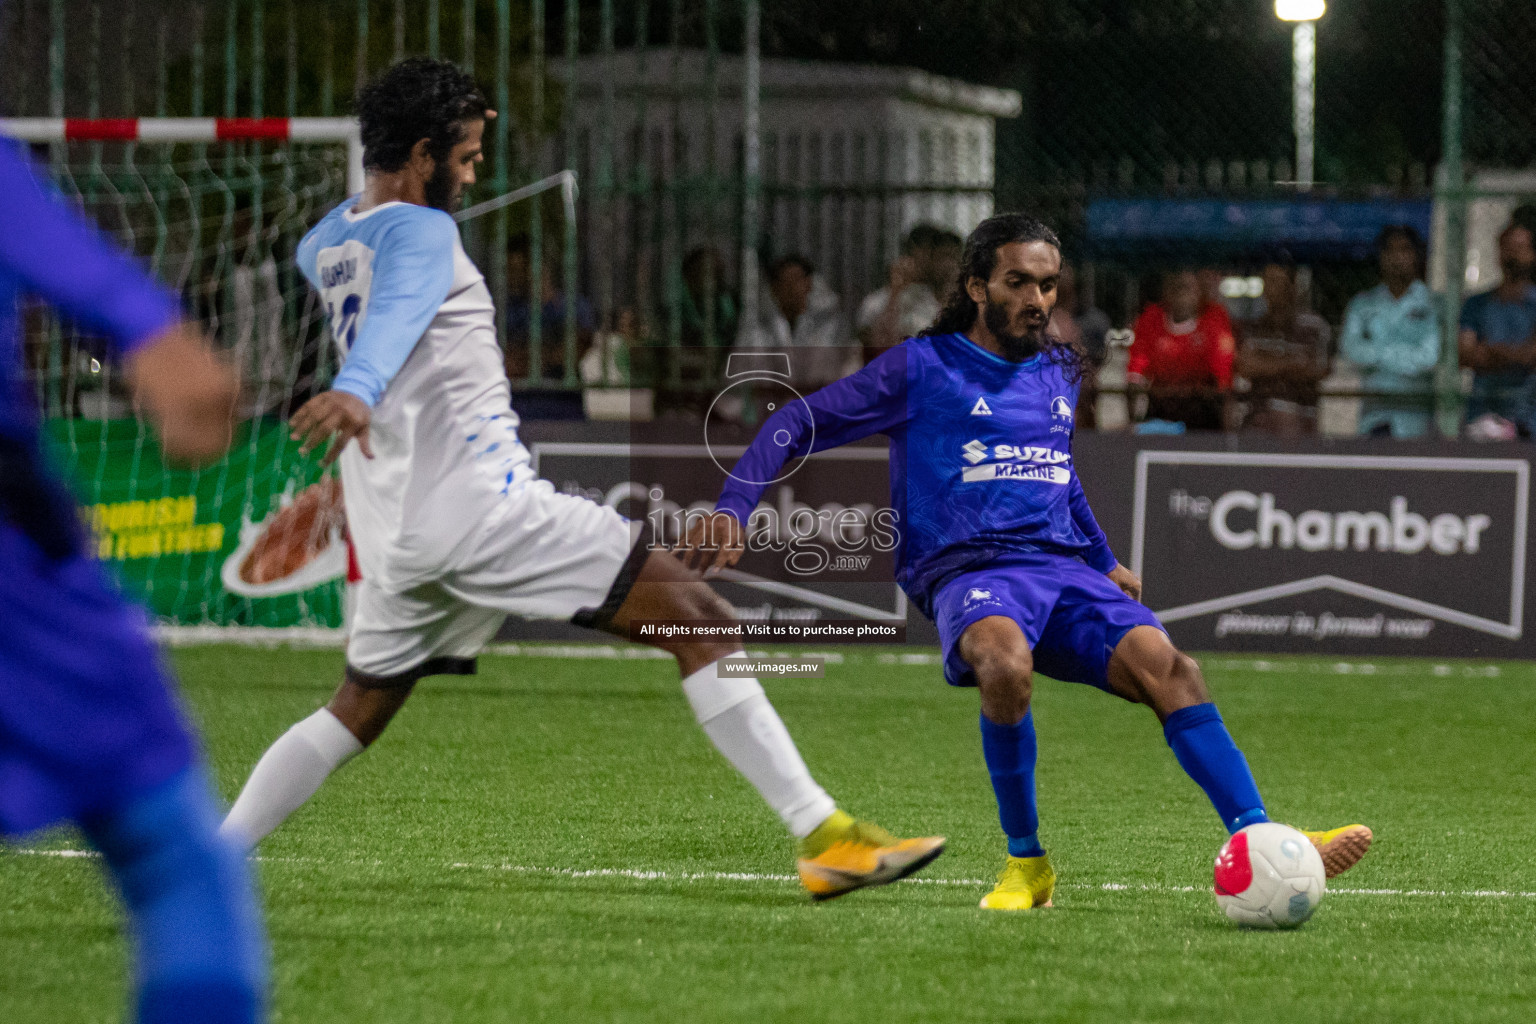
45, 417, 346, 628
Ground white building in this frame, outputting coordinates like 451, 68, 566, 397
563, 49, 1020, 322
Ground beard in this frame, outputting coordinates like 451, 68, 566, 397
983, 300, 1046, 362
423, 158, 462, 212
1502, 257, 1535, 284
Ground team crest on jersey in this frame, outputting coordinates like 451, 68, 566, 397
971, 396, 993, 416
965, 587, 996, 606
1051, 396, 1074, 420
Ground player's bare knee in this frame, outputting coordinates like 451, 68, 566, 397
1135, 650, 1208, 717
1168, 652, 1211, 705
974, 645, 1033, 724
643, 583, 739, 673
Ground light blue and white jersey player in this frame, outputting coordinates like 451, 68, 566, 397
293, 192, 639, 684
298, 200, 538, 590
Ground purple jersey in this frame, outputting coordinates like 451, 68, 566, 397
0, 137, 192, 836
715, 333, 1117, 616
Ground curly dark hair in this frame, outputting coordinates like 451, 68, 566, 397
920, 212, 1083, 377
356, 57, 489, 172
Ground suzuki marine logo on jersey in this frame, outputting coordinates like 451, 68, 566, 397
959, 441, 1070, 484
971, 396, 993, 416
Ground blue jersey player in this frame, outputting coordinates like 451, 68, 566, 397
684, 214, 1373, 909
0, 139, 264, 1017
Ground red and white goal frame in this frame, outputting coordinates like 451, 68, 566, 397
0, 117, 365, 194
1, 116, 365, 645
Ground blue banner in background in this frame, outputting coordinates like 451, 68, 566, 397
1087, 197, 1434, 260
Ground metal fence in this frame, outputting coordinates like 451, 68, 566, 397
3, 0, 1535, 436
1, 0, 1013, 406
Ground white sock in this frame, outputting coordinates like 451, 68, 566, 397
681, 660, 837, 838
219, 708, 364, 849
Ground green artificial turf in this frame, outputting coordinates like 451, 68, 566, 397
4, 647, 1535, 1022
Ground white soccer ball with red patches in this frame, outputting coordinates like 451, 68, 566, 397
1214, 822, 1326, 929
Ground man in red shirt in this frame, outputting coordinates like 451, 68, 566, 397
1127, 268, 1235, 430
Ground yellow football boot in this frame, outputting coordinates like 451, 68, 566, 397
979, 853, 1056, 910
795, 810, 946, 901
1300, 824, 1373, 878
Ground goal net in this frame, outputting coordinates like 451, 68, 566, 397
13, 121, 357, 628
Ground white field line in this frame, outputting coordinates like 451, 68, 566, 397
875, 651, 1513, 680
153, 628, 1512, 679
10, 848, 1536, 902
1199, 658, 1505, 679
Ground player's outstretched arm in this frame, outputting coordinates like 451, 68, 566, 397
125, 322, 239, 466
289, 209, 456, 466
709, 347, 912, 529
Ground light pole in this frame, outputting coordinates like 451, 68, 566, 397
1275, 0, 1326, 191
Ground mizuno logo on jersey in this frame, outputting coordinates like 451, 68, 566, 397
971, 396, 993, 416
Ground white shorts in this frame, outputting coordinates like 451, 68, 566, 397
345, 480, 648, 685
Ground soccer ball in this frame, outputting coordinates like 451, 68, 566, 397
1213, 822, 1326, 929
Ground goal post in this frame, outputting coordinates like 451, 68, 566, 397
0, 117, 365, 194
6, 117, 367, 630
8, 117, 574, 634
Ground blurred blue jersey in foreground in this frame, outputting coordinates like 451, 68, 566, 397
0, 137, 264, 1024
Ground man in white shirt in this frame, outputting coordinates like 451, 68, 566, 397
739, 254, 855, 386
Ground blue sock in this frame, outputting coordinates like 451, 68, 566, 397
1163, 703, 1269, 834
82, 765, 266, 1024
979, 711, 1045, 859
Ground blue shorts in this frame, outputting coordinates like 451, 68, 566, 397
0, 522, 193, 837
933, 551, 1165, 690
